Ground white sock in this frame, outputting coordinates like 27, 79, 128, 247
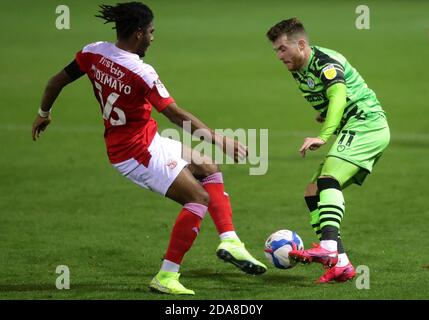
220, 231, 239, 241
160, 259, 180, 273
320, 240, 337, 252
336, 253, 350, 267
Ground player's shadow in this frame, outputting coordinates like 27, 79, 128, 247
183, 268, 313, 288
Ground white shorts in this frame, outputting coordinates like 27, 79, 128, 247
112, 133, 188, 196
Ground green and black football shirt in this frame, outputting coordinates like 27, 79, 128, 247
292, 46, 384, 133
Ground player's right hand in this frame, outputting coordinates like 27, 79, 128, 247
299, 137, 325, 157
32, 114, 51, 141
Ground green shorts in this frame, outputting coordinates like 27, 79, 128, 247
312, 112, 390, 186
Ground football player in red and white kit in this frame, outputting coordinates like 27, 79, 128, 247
32, 2, 266, 295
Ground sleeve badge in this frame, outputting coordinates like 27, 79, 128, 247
322, 64, 337, 80
153, 79, 170, 98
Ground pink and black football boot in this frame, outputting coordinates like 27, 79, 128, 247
288, 243, 338, 268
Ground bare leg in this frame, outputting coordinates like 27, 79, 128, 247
165, 166, 209, 206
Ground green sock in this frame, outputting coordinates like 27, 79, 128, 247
317, 178, 345, 239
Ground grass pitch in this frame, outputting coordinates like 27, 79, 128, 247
0, 0, 428, 300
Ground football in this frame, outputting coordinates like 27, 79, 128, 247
264, 229, 304, 269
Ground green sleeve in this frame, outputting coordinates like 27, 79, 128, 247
317, 83, 347, 142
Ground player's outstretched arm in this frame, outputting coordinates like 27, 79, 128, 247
32, 68, 78, 141
162, 103, 247, 162
300, 83, 347, 157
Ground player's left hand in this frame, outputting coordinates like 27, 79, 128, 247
299, 137, 325, 157
32, 114, 51, 141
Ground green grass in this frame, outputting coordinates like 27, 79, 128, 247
0, 0, 428, 299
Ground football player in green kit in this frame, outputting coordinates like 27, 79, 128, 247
266, 18, 390, 283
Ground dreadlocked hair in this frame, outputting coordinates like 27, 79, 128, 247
95, 2, 153, 40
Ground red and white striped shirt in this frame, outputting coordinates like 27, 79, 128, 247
75, 41, 174, 166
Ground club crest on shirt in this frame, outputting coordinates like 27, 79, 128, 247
166, 159, 178, 170
322, 64, 337, 80
337, 145, 346, 152
153, 79, 170, 98
307, 78, 315, 89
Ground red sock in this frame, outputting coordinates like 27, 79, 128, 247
164, 204, 207, 265
202, 172, 235, 234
